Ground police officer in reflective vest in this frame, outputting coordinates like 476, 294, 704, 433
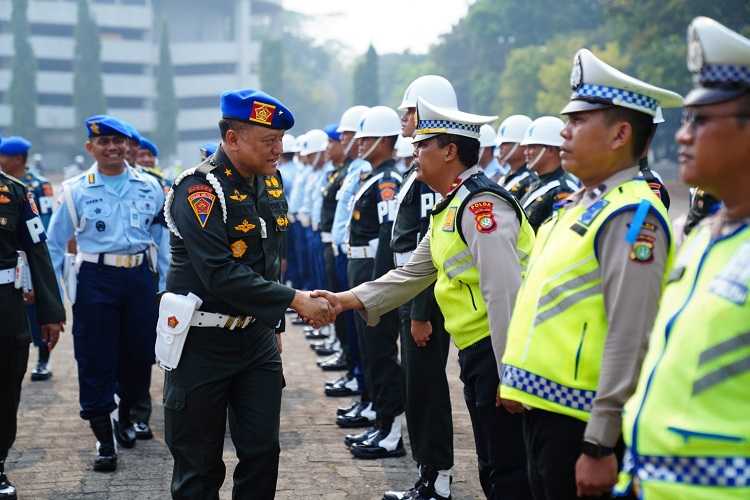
46, 115, 170, 471
0, 153, 65, 500
495, 114, 536, 198
162, 89, 332, 499
315, 97, 535, 499
384, 75, 457, 500
0, 137, 57, 382
518, 117, 579, 231
498, 49, 682, 499
620, 17, 750, 499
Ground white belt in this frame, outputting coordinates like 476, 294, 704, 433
394, 251, 413, 268
348, 246, 376, 259
0, 267, 14, 285
191, 311, 256, 331
79, 252, 145, 268
321, 232, 333, 243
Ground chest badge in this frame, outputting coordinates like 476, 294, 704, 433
276, 215, 289, 229
234, 219, 256, 233
231, 239, 248, 258
442, 207, 457, 232
229, 189, 248, 202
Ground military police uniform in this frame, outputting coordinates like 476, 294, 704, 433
499, 49, 682, 499
46, 115, 169, 469
520, 166, 579, 231
620, 17, 750, 500
499, 163, 537, 201
349, 99, 534, 499
0, 168, 65, 499
162, 90, 295, 499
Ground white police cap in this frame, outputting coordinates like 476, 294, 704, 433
561, 48, 683, 123
413, 97, 497, 144
685, 17, 750, 106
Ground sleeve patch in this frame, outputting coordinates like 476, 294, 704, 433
469, 201, 497, 234
187, 191, 216, 228
629, 237, 654, 263
378, 181, 398, 201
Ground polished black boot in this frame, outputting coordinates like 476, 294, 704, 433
89, 415, 117, 472
0, 460, 17, 500
383, 465, 452, 500
113, 405, 136, 449
336, 400, 376, 428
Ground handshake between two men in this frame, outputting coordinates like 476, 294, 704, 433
289, 289, 363, 329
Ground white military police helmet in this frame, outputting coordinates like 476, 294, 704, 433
354, 106, 402, 139
561, 48, 683, 123
337, 105, 370, 133
495, 115, 533, 145
282, 133, 299, 153
395, 135, 414, 158
520, 116, 565, 147
398, 75, 458, 110
301, 129, 329, 155
413, 97, 497, 144
479, 124, 497, 148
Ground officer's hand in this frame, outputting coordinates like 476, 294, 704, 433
310, 290, 365, 317
410, 320, 432, 347
23, 290, 35, 304
291, 291, 335, 328
575, 453, 618, 497
41, 322, 64, 351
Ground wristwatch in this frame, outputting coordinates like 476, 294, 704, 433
581, 440, 614, 458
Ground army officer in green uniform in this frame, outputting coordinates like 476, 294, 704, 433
162, 89, 333, 500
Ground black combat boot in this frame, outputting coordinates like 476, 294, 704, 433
89, 415, 117, 472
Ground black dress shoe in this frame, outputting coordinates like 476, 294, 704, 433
0, 472, 17, 499
305, 329, 329, 340
113, 419, 136, 449
351, 418, 406, 459
336, 401, 376, 428
337, 400, 360, 416
325, 374, 349, 389
314, 344, 341, 357
93, 441, 117, 472
30, 361, 52, 381
325, 376, 361, 397
319, 352, 348, 371
291, 316, 307, 325
383, 465, 452, 500
134, 421, 153, 440
344, 426, 378, 448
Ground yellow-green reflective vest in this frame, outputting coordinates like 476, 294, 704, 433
501, 178, 674, 421
619, 221, 750, 499
430, 173, 535, 350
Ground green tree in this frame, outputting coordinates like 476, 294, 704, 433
352, 44, 379, 106
73, 0, 107, 144
154, 20, 178, 157
7, 0, 38, 144
259, 39, 284, 97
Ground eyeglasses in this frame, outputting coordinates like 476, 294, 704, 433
681, 110, 750, 130
92, 136, 127, 146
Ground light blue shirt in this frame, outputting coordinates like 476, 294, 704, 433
288, 165, 310, 214
311, 162, 334, 229
277, 159, 298, 200
46, 164, 170, 290
331, 158, 371, 246
300, 165, 324, 216
483, 157, 504, 181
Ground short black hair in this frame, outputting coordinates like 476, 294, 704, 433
602, 107, 655, 160
435, 134, 480, 168
219, 118, 252, 140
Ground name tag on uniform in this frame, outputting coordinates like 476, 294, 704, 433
130, 207, 140, 228
709, 240, 750, 305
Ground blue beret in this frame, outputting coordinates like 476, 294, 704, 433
220, 88, 294, 130
324, 123, 341, 142
200, 142, 218, 157
86, 115, 133, 139
139, 137, 159, 157
0, 136, 31, 156
121, 121, 142, 143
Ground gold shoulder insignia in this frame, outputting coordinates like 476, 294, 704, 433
229, 189, 248, 202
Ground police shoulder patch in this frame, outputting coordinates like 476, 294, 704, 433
187, 190, 216, 228
469, 200, 497, 234
629, 237, 654, 264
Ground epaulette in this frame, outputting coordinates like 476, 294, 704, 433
0, 170, 25, 187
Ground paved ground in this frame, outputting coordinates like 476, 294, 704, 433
9, 315, 484, 499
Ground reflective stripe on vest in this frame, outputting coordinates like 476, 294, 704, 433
622, 449, 750, 488
501, 178, 673, 420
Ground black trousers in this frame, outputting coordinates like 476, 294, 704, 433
164, 325, 282, 500
0, 336, 30, 462
348, 257, 404, 418
323, 243, 351, 354
398, 299, 453, 470
522, 409, 627, 500
458, 337, 531, 500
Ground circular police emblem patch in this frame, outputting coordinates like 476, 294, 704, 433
630, 240, 654, 263
96, 220, 106, 232
570, 53, 584, 89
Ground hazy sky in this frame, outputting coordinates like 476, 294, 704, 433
282, 0, 472, 56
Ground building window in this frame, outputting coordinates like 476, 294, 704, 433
107, 96, 146, 108
178, 96, 220, 108
30, 23, 75, 37
38, 59, 73, 71
174, 63, 237, 76
38, 94, 74, 106
101, 62, 147, 75
179, 128, 220, 142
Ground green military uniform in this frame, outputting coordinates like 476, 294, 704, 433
163, 146, 294, 499
0, 171, 65, 496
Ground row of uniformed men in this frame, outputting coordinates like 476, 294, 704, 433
300, 15, 749, 500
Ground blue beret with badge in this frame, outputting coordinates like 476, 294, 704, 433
85, 115, 133, 139
561, 49, 683, 123
685, 17, 750, 106
139, 137, 159, 157
324, 123, 341, 142
220, 88, 294, 130
0, 136, 32, 156
200, 142, 218, 160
